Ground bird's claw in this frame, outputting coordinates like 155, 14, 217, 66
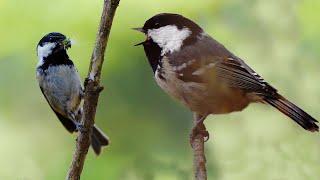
202, 130, 210, 142
189, 121, 210, 146
75, 122, 88, 133
84, 78, 90, 87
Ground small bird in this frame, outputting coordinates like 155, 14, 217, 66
134, 13, 318, 141
36, 32, 109, 155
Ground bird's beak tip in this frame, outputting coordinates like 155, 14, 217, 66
134, 41, 145, 46
132, 27, 146, 46
132, 27, 145, 33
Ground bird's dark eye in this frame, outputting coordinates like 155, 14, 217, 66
154, 23, 160, 28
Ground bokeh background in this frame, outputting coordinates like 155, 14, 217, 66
0, 0, 320, 179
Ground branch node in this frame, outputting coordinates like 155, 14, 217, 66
111, 0, 120, 7
84, 78, 91, 87
97, 85, 104, 93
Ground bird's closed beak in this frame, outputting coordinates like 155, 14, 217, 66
132, 27, 147, 46
62, 38, 72, 49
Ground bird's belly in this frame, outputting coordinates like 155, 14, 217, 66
37, 66, 82, 115
155, 71, 250, 115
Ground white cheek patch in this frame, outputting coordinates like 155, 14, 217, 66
148, 25, 191, 56
37, 42, 56, 67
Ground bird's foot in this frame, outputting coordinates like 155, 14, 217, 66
75, 122, 88, 133
189, 121, 210, 146
84, 78, 90, 87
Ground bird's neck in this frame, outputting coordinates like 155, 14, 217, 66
142, 33, 201, 73
143, 39, 162, 73
37, 50, 73, 70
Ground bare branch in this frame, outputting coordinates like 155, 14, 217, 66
66, 0, 120, 179
191, 114, 208, 180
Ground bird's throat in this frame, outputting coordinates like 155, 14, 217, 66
38, 50, 73, 70
143, 39, 162, 73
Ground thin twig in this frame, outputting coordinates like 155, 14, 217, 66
66, 0, 120, 179
191, 113, 207, 180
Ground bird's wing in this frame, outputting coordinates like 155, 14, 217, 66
40, 87, 77, 133
169, 33, 277, 97
214, 56, 278, 96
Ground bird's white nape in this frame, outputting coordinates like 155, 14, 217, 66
148, 25, 191, 56
37, 42, 56, 67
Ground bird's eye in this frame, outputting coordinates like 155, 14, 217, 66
154, 23, 160, 28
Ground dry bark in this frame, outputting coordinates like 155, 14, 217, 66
66, 0, 120, 179
191, 113, 208, 180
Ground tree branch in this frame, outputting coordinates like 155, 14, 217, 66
66, 0, 120, 179
191, 114, 208, 180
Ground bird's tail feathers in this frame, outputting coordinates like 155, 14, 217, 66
91, 125, 110, 155
264, 94, 318, 132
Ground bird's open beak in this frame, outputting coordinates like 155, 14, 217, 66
62, 38, 72, 49
132, 27, 147, 46
132, 27, 145, 33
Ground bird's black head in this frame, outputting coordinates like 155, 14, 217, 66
143, 13, 202, 34
134, 13, 204, 72
36, 32, 73, 69
38, 32, 69, 46
134, 13, 203, 47
37, 32, 71, 58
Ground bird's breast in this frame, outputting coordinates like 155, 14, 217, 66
154, 57, 251, 114
37, 65, 83, 115
154, 58, 208, 113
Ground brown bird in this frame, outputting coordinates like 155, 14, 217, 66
134, 13, 318, 141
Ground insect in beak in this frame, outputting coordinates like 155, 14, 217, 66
62, 38, 72, 49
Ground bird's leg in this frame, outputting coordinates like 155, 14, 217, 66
79, 88, 84, 99
84, 77, 90, 87
74, 122, 88, 133
190, 114, 209, 146
190, 113, 208, 179
68, 111, 88, 133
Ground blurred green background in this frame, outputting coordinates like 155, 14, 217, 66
0, 0, 320, 179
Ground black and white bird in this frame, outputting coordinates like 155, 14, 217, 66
36, 32, 109, 155
134, 13, 318, 140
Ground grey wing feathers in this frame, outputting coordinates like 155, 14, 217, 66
40, 87, 77, 133
37, 65, 82, 133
